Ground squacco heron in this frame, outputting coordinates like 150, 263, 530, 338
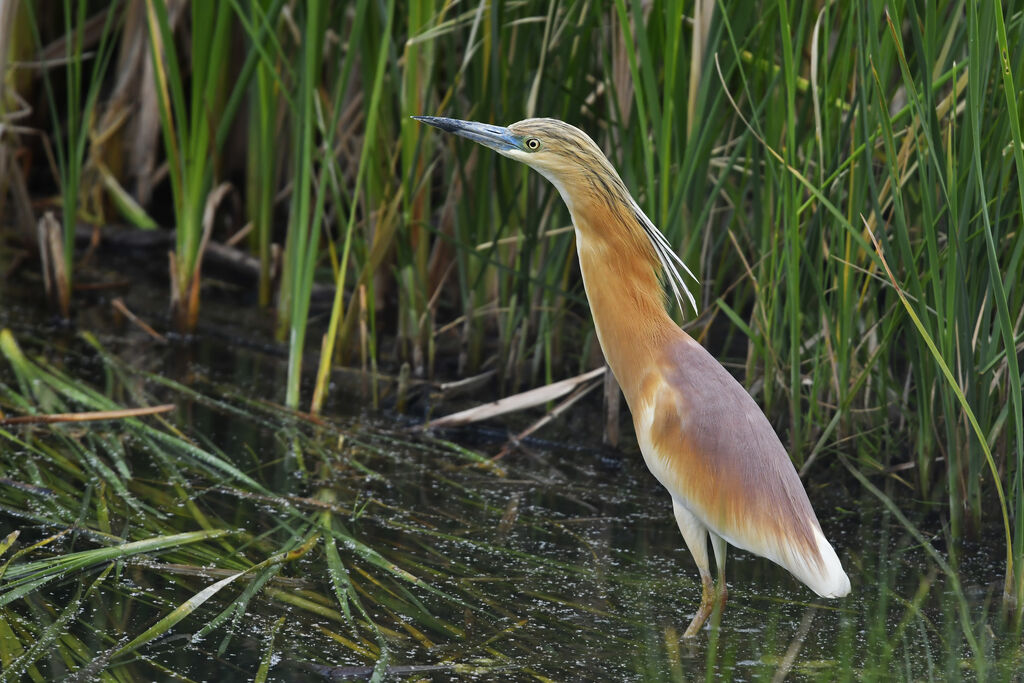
414, 115, 851, 636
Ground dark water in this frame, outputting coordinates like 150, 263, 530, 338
0, 264, 1020, 681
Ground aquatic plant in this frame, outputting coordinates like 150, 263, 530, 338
1, 0, 1022, 634
0, 329, 1020, 679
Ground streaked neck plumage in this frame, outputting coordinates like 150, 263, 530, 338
558, 186, 681, 410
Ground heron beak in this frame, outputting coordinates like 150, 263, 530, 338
412, 116, 520, 154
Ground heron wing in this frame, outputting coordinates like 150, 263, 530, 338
633, 331, 849, 597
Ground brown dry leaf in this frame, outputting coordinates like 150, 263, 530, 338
37, 212, 69, 316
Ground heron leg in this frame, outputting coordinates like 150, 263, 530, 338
671, 499, 716, 638
683, 572, 716, 638
710, 532, 728, 610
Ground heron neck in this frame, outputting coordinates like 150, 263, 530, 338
572, 203, 678, 409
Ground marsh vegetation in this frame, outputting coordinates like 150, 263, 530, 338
1, 1, 1022, 679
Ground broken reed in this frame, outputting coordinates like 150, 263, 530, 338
8, 1, 1024, 597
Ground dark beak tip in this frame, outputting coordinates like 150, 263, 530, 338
410, 115, 513, 151
413, 116, 462, 134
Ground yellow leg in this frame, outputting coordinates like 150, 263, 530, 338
683, 570, 716, 637
711, 533, 728, 612
672, 499, 724, 638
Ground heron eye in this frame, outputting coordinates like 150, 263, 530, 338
525, 137, 541, 151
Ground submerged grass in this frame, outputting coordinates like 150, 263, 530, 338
0, 329, 1020, 679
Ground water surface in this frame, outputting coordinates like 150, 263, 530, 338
0, 277, 1018, 681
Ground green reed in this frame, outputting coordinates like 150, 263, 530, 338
25, 0, 118, 316
313, 0, 395, 414
244, 0, 283, 309
145, 0, 245, 330
275, 0, 327, 409
698, 0, 1023, 608
982, 0, 1024, 608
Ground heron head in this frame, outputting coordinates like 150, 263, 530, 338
414, 114, 699, 315
412, 116, 612, 194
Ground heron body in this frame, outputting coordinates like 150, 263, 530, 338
415, 115, 850, 636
